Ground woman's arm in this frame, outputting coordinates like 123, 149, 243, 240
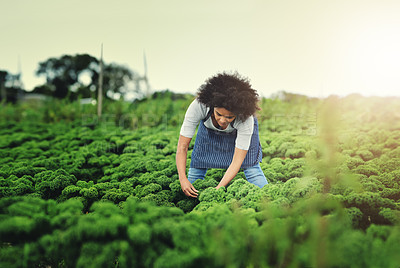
216, 147, 248, 189
177, 99, 206, 197
176, 135, 199, 197
216, 115, 253, 188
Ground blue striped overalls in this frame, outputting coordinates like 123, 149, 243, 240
190, 109, 263, 169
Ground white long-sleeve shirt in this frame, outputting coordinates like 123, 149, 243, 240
180, 99, 254, 150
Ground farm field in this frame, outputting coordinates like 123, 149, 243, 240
1, 91, 400, 267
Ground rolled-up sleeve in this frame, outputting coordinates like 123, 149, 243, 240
235, 116, 254, 150
179, 99, 207, 138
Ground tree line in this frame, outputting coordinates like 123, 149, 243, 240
0, 53, 143, 103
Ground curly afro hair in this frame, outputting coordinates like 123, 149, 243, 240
197, 72, 260, 121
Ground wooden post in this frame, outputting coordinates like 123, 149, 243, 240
143, 51, 150, 98
0, 83, 5, 104
97, 44, 104, 119
0, 71, 7, 104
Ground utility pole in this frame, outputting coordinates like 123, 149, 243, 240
97, 44, 104, 119
143, 51, 151, 98
0, 71, 6, 104
17, 55, 24, 101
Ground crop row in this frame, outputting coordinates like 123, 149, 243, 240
1, 94, 400, 267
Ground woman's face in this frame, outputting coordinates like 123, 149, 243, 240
213, 107, 236, 129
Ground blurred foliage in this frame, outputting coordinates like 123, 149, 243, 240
34, 53, 138, 100
0, 69, 23, 104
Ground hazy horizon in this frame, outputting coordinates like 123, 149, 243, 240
2, 0, 400, 99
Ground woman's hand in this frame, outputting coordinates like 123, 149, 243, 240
217, 147, 248, 188
176, 135, 197, 197
180, 179, 199, 198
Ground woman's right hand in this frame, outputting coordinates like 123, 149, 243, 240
180, 179, 199, 198
176, 135, 197, 197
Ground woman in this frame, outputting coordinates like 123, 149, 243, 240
176, 72, 268, 198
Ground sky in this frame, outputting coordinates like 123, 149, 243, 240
1, 0, 400, 98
